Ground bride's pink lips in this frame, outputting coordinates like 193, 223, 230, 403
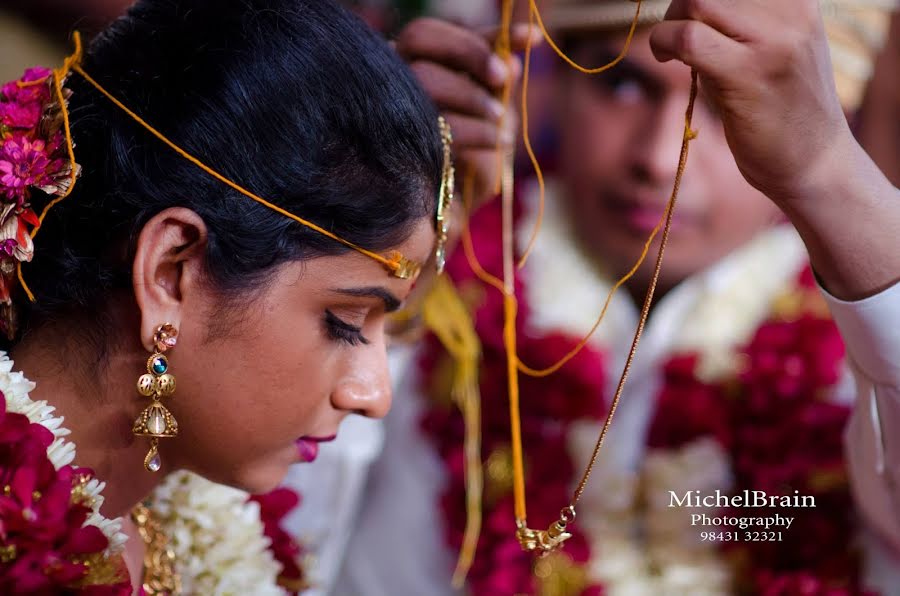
295, 436, 337, 463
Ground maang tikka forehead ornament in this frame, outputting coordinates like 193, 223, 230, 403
6, 31, 456, 329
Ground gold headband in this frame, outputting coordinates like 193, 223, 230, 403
20, 32, 456, 299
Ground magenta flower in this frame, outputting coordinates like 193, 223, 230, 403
0, 68, 51, 106
0, 392, 131, 594
0, 136, 53, 201
0, 101, 42, 130
249, 487, 307, 594
0, 239, 17, 258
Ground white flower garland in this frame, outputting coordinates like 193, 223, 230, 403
515, 184, 808, 594
1, 352, 286, 595
0, 352, 128, 556
150, 471, 284, 595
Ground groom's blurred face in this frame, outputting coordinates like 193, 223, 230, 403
554, 29, 781, 292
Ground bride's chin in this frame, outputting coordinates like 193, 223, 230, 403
212, 455, 294, 495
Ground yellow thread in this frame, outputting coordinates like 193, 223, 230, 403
461, 169, 506, 294
529, 0, 642, 75
515, 5, 543, 270
17, 32, 429, 303
516, 203, 665, 377
493, 0, 526, 524
70, 63, 401, 272
504, 292, 526, 520
496, 0, 697, 553
422, 276, 483, 588
516, 0, 643, 270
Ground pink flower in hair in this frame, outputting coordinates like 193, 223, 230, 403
0, 68, 53, 131
0, 68, 52, 106
0, 102, 42, 130
0, 239, 17, 257
0, 136, 53, 201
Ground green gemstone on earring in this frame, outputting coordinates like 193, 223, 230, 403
151, 356, 168, 375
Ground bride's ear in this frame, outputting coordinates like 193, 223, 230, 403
131, 208, 208, 351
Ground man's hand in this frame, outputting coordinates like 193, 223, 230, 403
395, 18, 539, 206
650, 0, 850, 203
650, 0, 900, 300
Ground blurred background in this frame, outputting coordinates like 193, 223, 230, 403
4, 0, 893, 186
0, 0, 498, 82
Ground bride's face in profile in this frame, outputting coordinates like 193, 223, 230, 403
133, 209, 435, 493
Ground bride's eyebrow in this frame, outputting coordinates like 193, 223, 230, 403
329, 287, 402, 312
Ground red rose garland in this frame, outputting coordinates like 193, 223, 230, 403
0, 392, 130, 595
423, 196, 866, 594
420, 201, 607, 595
647, 269, 865, 594
250, 487, 308, 595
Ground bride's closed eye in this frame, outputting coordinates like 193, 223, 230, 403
324, 309, 370, 346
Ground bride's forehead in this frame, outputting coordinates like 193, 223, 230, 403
397, 217, 438, 265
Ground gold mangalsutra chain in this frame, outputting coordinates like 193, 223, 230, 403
512, 70, 700, 557
493, 0, 699, 556
572, 71, 699, 506
132, 503, 182, 595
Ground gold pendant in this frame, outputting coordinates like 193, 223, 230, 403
133, 401, 179, 438
516, 507, 575, 557
142, 439, 161, 473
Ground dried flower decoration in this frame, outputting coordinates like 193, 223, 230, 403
0, 68, 81, 339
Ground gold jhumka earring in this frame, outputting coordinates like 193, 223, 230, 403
132, 323, 179, 472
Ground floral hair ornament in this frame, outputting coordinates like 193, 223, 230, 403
10, 31, 457, 321
0, 47, 82, 338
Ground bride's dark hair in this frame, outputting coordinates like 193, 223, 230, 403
19, 0, 441, 335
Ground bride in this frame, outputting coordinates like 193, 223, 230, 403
0, 0, 446, 592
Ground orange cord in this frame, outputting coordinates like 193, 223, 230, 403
517, 204, 666, 377
484, 0, 699, 551
516, 0, 644, 270
529, 0, 642, 74
460, 169, 506, 294
16, 32, 425, 303
70, 63, 403, 272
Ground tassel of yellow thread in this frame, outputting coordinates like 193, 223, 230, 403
421, 275, 483, 588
